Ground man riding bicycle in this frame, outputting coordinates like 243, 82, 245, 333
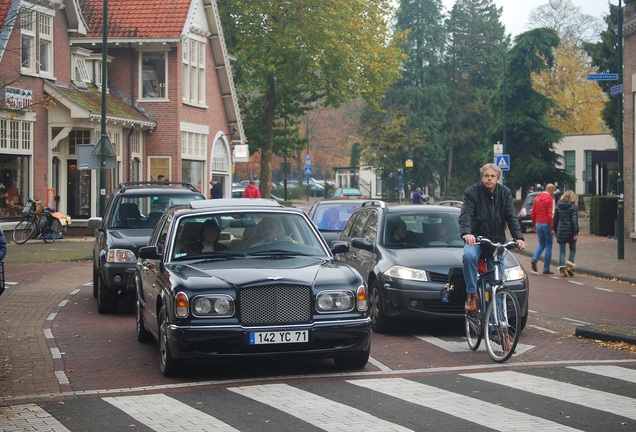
459, 163, 526, 313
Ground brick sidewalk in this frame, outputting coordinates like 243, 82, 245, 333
0, 262, 92, 399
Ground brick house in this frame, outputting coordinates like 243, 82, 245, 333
623, 6, 636, 239
0, 0, 243, 221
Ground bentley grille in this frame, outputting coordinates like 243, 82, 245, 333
239, 285, 312, 324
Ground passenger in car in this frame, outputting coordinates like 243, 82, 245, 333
183, 219, 229, 253
248, 216, 291, 246
387, 218, 420, 245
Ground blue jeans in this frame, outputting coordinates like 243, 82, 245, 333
463, 244, 504, 295
532, 223, 553, 271
559, 241, 576, 266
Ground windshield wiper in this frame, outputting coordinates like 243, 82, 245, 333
247, 249, 312, 256
190, 252, 245, 263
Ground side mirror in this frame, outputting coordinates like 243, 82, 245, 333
139, 245, 162, 260
351, 237, 374, 252
87, 217, 103, 229
330, 241, 349, 255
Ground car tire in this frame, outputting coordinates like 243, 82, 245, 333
369, 280, 391, 333
136, 299, 152, 343
333, 346, 370, 369
97, 275, 118, 314
158, 304, 179, 377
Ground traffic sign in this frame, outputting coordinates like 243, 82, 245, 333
495, 154, 510, 171
304, 166, 312, 177
611, 85, 623, 96
587, 73, 618, 81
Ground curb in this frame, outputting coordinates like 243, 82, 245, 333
575, 325, 636, 345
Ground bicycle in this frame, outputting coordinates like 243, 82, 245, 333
464, 236, 521, 363
12, 199, 63, 244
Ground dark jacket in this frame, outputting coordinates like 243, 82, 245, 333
553, 200, 579, 243
459, 182, 524, 243
0, 227, 6, 261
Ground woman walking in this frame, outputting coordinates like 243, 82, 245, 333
553, 190, 579, 277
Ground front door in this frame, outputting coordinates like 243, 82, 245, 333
67, 160, 91, 219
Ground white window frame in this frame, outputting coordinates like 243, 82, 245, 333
0, 116, 34, 155
182, 36, 206, 106
20, 8, 36, 73
38, 11, 53, 76
20, 5, 55, 77
139, 51, 168, 101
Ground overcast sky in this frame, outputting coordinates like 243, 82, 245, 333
441, 0, 611, 38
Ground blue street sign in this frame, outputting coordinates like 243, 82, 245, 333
611, 85, 623, 96
495, 154, 510, 171
587, 73, 618, 81
304, 166, 312, 177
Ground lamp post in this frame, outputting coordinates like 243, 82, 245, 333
550, 0, 624, 259
384, 103, 412, 203
462, 43, 507, 183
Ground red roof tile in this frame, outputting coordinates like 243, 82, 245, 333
79, 0, 192, 39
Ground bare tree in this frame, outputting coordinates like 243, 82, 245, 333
527, 0, 603, 47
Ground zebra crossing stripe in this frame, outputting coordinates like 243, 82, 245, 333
463, 370, 636, 420
0, 403, 69, 432
229, 383, 413, 431
349, 377, 581, 431
568, 365, 636, 384
103, 394, 239, 432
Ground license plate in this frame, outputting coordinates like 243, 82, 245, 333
249, 330, 308, 345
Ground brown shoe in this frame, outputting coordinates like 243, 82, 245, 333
465, 293, 478, 313
543, 270, 554, 275
566, 261, 575, 276
531, 259, 537, 272
559, 266, 567, 277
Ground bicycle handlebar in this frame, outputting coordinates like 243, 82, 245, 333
476, 236, 518, 251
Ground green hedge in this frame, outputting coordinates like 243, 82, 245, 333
590, 195, 617, 237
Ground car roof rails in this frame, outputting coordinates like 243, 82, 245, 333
361, 200, 387, 208
118, 181, 199, 192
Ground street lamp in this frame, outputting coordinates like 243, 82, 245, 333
462, 43, 507, 183
550, 0, 624, 259
384, 103, 412, 203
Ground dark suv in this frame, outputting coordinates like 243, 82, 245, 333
88, 182, 205, 313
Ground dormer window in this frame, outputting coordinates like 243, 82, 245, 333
140, 51, 167, 100
71, 47, 92, 88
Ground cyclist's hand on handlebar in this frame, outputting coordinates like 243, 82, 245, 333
463, 234, 476, 246
515, 239, 526, 251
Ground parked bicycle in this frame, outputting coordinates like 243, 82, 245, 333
464, 236, 521, 363
12, 199, 66, 244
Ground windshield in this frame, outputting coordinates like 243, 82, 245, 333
382, 212, 464, 248
110, 195, 202, 229
171, 211, 328, 261
311, 203, 361, 231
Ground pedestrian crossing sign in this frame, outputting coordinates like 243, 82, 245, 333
495, 154, 510, 171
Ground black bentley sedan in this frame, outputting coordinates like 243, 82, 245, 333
134, 198, 371, 376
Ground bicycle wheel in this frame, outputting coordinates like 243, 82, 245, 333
465, 294, 482, 350
484, 287, 520, 363
12, 217, 35, 244
41, 218, 60, 243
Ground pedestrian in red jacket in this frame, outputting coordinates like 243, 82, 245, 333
243, 180, 261, 198
531, 183, 556, 274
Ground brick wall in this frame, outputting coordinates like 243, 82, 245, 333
624, 26, 635, 238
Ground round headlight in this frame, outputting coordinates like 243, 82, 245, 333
317, 295, 334, 311
214, 297, 232, 315
193, 297, 213, 315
